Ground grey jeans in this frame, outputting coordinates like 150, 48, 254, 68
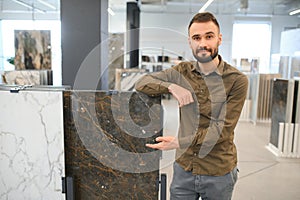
170, 162, 238, 200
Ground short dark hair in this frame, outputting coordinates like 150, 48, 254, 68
188, 12, 220, 33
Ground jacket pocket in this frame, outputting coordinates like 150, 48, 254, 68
208, 95, 227, 119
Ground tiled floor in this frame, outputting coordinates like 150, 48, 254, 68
160, 98, 300, 200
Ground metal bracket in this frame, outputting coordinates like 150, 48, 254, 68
156, 173, 167, 200
62, 176, 75, 200
9, 85, 32, 93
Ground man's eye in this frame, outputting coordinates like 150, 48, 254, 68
193, 36, 201, 41
206, 35, 213, 39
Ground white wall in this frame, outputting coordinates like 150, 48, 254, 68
140, 13, 193, 61
280, 28, 300, 55
0, 21, 3, 71
272, 16, 300, 55
109, 11, 300, 67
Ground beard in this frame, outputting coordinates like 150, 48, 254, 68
193, 47, 219, 63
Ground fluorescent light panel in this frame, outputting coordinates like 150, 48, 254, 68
11, 0, 46, 13
2, 10, 57, 13
289, 8, 300, 15
37, 0, 56, 10
107, 7, 115, 16
199, 0, 215, 13
12, 0, 33, 9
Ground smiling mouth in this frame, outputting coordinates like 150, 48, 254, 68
198, 51, 210, 57
196, 48, 210, 54
199, 50, 208, 54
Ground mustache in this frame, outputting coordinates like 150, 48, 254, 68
196, 47, 212, 53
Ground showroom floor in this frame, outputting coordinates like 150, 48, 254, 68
160, 98, 300, 200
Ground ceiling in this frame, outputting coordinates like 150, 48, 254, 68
0, 0, 299, 17
110, 0, 300, 16
0, 0, 60, 14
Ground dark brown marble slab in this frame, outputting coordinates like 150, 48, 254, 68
63, 91, 162, 200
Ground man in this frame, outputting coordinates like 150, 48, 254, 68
135, 12, 248, 200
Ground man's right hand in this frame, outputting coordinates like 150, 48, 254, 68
146, 136, 179, 150
168, 84, 194, 107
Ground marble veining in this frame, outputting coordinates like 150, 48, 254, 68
0, 90, 65, 200
1, 70, 52, 85
63, 91, 162, 200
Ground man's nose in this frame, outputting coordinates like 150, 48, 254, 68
198, 39, 207, 48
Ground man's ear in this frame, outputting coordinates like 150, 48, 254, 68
218, 33, 223, 46
188, 37, 192, 48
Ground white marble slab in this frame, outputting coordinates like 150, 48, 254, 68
0, 90, 65, 200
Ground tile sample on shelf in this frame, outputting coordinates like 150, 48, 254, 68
270, 79, 289, 147
2, 70, 53, 85
0, 90, 65, 200
269, 79, 300, 157
63, 91, 162, 199
115, 68, 147, 91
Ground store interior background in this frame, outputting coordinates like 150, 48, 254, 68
0, 0, 300, 199
0, 0, 300, 86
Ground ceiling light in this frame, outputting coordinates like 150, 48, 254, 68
12, 0, 34, 9
37, 0, 56, 10
199, 0, 214, 13
289, 9, 300, 15
107, 7, 115, 16
11, 0, 45, 13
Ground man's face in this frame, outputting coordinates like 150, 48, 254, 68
188, 21, 222, 63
